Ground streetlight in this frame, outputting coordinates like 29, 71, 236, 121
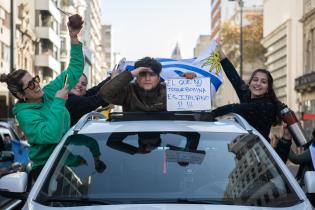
229, 0, 244, 78
8, 0, 15, 117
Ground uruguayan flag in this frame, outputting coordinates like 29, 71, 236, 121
310, 142, 315, 170
116, 40, 223, 97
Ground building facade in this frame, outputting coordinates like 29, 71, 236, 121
171, 42, 182, 60
100, 24, 111, 76
296, 0, 315, 136
211, 0, 264, 107
194, 35, 211, 57
0, 0, 11, 117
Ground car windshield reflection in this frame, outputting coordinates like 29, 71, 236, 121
37, 132, 300, 207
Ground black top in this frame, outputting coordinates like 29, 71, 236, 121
66, 77, 110, 126
212, 58, 277, 140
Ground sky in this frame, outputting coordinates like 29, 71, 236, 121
101, 0, 211, 63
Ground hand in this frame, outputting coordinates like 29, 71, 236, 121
111, 64, 121, 79
181, 72, 197, 79
56, 84, 69, 100
67, 14, 83, 43
131, 67, 149, 77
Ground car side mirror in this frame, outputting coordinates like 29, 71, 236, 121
0, 172, 28, 200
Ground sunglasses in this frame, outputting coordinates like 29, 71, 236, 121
138, 71, 157, 77
22, 75, 40, 91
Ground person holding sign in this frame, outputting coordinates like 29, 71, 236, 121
99, 57, 196, 112
0, 14, 84, 183
210, 49, 281, 141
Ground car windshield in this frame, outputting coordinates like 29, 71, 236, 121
37, 131, 300, 207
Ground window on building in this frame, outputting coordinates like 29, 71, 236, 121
53, 45, 58, 59
306, 40, 311, 73
1, 42, 9, 63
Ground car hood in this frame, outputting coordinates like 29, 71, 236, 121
25, 202, 312, 210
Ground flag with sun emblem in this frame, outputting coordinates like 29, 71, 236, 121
114, 40, 223, 97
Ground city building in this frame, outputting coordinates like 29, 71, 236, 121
261, 0, 303, 112
32, 0, 61, 84
194, 35, 211, 57
210, 0, 235, 40
211, 0, 264, 107
0, 0, 11, 117
225, 135, 282, 206
100, 24, 112, 76
296, 0, 315, 136
59, 0, 104, 87
171, 42, 182, 60
82, 0, 103, 86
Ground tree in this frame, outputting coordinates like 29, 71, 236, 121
220, 13, 266, 69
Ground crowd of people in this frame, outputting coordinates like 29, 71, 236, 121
0, 14, 313, 189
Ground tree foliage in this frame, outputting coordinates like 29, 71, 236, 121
220, 13, 266, 67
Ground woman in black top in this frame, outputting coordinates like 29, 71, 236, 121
211, 50, 281, 141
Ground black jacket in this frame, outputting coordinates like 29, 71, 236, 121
66, 77, 110, 126
212, 58, 277, 140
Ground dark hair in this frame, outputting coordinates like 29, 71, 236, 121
134, 57, 162, 75
81, 73, 87, 80
248, 69, 282, 125
0, 69, 28, 100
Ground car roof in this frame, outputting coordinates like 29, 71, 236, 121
78, 120, 248, 134
73, 111, 251, 135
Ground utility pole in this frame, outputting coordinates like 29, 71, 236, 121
239, 0, 243, 78
8, 0, 15, 117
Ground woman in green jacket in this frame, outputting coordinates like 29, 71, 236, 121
0, 15, 84, 182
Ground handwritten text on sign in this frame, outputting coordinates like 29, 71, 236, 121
166, 77, 211, 111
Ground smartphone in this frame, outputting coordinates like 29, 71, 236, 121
64, 74, 68, 86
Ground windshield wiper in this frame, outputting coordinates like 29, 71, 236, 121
44, 196, 121, 205
176, 198, 234, 205
132, 198, 235, 205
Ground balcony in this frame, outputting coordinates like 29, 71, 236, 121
295, 71, 315, 92
35, 53, 61, 74
35, 27, 60, 48
35, 0, 61, 23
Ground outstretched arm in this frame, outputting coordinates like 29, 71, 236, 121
43, 15, 84, 101
219, 49, 247, 101
99, 71, 133, 105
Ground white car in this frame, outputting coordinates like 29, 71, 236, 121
0, 112, 314, 210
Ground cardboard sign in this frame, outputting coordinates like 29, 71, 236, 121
166, 77, 211, 111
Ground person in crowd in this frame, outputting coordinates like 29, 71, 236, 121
0, 15, 84, 183
66, 73, 111, 126
275, 126, 314, 181
210, 49, 281, 141
99, 57, 196, 112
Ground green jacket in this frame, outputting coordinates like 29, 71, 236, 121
13, 43, 84, 169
